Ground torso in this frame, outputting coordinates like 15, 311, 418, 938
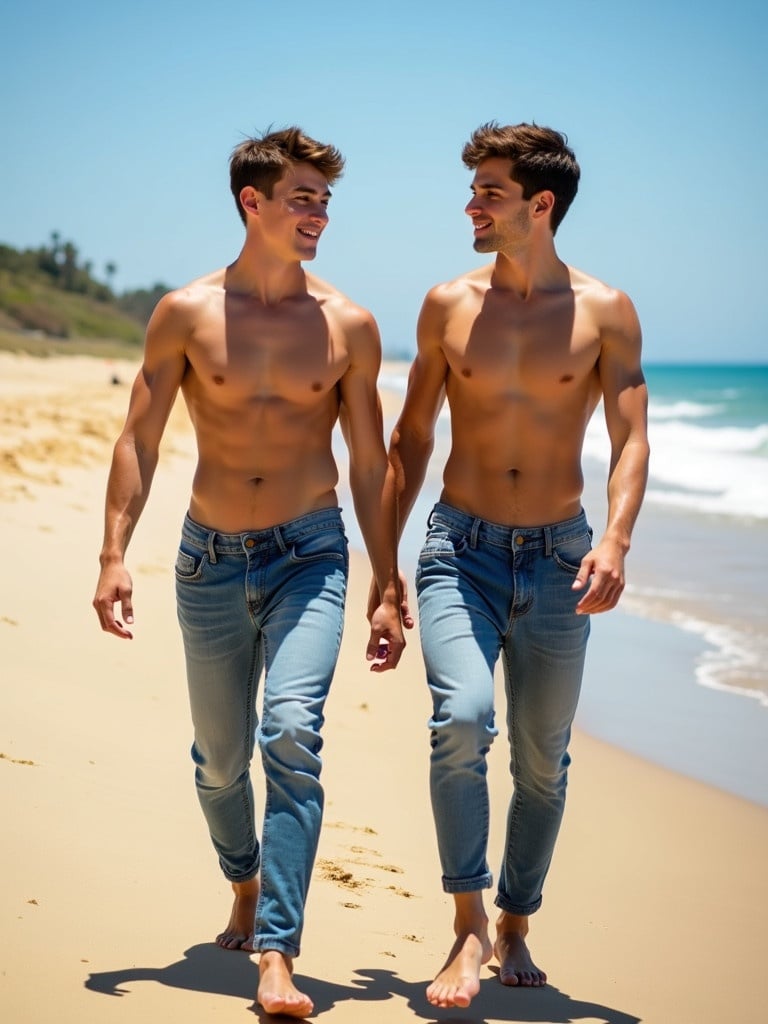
177, 271, 351, 532
437, 264, 606, 526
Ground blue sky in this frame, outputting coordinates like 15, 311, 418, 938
2, 0, 766, 363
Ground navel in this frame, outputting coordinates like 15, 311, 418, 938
559, 374, 574, 384
311, 381, 323, 392
212, 374, 225, 386
461, 367, 472, 378
250, 476, 264, 486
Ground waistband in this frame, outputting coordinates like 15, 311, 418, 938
181, 507, 345, 557
428, 501, 589, 552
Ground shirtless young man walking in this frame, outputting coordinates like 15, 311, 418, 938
93, 127, 405, 1018
389, 122, 649, 1008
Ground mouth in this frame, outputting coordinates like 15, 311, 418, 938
472, 219, 492, 233
297, 227, 320, 240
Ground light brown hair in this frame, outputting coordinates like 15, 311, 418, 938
230, 127, 345, 224
462, 122, 580, 233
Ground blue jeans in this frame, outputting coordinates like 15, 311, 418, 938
175, 508, 348, 957
416, 502, 592, 916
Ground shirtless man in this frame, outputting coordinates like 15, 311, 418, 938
388, 122, 649, 1008
93, 127, 405, 1018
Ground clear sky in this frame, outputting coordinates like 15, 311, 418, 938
2, 0, 766, 363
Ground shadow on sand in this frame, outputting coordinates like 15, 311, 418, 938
85, 943, 641, 1023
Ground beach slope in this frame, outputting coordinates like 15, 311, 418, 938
1, 353, 766, 1024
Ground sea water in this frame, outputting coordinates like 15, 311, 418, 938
344, 362, 768, 804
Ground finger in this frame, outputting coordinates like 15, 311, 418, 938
572, 559, 592, 591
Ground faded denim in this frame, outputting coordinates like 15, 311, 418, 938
175, 508, 348, 956
416, 502, 592, 915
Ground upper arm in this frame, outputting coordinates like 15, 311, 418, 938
119, 291, 190, 456
392, 287, 450, 445
337, 305, 386, 466
598, 290, 649, 462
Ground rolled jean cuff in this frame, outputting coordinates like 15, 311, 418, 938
494, 892, 543, 916
221, 867, 259, 885
250, 938, 300, 958
442, 871, 493, 894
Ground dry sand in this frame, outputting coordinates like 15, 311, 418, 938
1, 352, 766, 1023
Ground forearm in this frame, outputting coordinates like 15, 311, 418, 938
99, 438, 159, 565
389, 426, 434, 538
603, 437, 650, 550
349, 461, 400, 600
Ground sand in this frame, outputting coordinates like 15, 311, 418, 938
1, 351, 766, 1024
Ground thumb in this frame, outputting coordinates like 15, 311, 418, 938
572, 555, 592, 591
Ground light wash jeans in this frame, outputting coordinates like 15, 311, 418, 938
416, 502, 592, 916
175, 508, 348, 957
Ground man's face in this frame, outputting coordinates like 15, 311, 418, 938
465, 158, 532, 254
257, 162, 332, 261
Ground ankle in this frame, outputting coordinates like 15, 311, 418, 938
496, 910, 529, 938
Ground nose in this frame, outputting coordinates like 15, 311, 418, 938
465, 196, 481, 217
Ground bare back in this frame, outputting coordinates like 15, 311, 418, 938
170, 269, 355, 532
430, 265, 624, 525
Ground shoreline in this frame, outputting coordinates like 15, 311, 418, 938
1, 352, 767, 1023
2, 351, 765, 805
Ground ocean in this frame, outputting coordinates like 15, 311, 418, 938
344, 362, 768, 806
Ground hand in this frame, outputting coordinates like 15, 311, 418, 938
572, 538, 626, 615
93, 562, 135, 639
366, 599, 406, 672
367, 571, 415, 630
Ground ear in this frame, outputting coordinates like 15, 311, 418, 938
532, 190, 555, 221
239, 186, 261, 218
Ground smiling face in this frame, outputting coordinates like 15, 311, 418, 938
464, 157, 534, 255
250, 161, 332, 262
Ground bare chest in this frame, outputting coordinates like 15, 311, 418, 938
444, 292, 600, 399
185, 299, 348, 406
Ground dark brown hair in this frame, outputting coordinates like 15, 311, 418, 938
462, 122, 580, 233
230, 127, 345, 224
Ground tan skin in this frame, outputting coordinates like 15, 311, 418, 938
390, 157, 649, 1008
93, 162, 405, 1019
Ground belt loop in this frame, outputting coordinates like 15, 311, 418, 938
207, 531, 218, 564
273, 524, 288, 553
469, 518, 480, 549
543, 525, 553, 557
427, 507, 436, 529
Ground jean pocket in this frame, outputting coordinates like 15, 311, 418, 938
175, 547, 207, 582
419, 526, 468, 563
551, 528, 593, 575
289, 528, 348, 565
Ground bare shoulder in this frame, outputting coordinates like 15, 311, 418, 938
569, 266, 640, 332
149, 268, 226, 329
424, 263, 494, 310
305, 271, 379, 343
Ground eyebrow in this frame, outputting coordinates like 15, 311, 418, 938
291, 185, 333, 199
471, 179, 507, 192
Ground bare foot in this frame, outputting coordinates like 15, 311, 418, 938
427, 929, 493, 1008
494, 912, 546, 987
257, 950, 314, 1018
216, 878, 259, 951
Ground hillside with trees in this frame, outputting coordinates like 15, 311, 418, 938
0, 234, 172, 354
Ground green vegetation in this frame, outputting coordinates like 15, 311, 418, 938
0, 235, 173, 355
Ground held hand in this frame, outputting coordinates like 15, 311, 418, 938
366, 600, 406, 673
572, 539, 626, 615
367, 572, 415, 631
93, 563, 135, 639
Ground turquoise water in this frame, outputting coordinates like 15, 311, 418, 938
340, 361, 768, 804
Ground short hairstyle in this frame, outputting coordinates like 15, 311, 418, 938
229, 126, 345, 224
462, 122, 580, 233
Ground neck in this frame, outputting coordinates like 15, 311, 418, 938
225, 242, 308, 304
490, 237, 567, 299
